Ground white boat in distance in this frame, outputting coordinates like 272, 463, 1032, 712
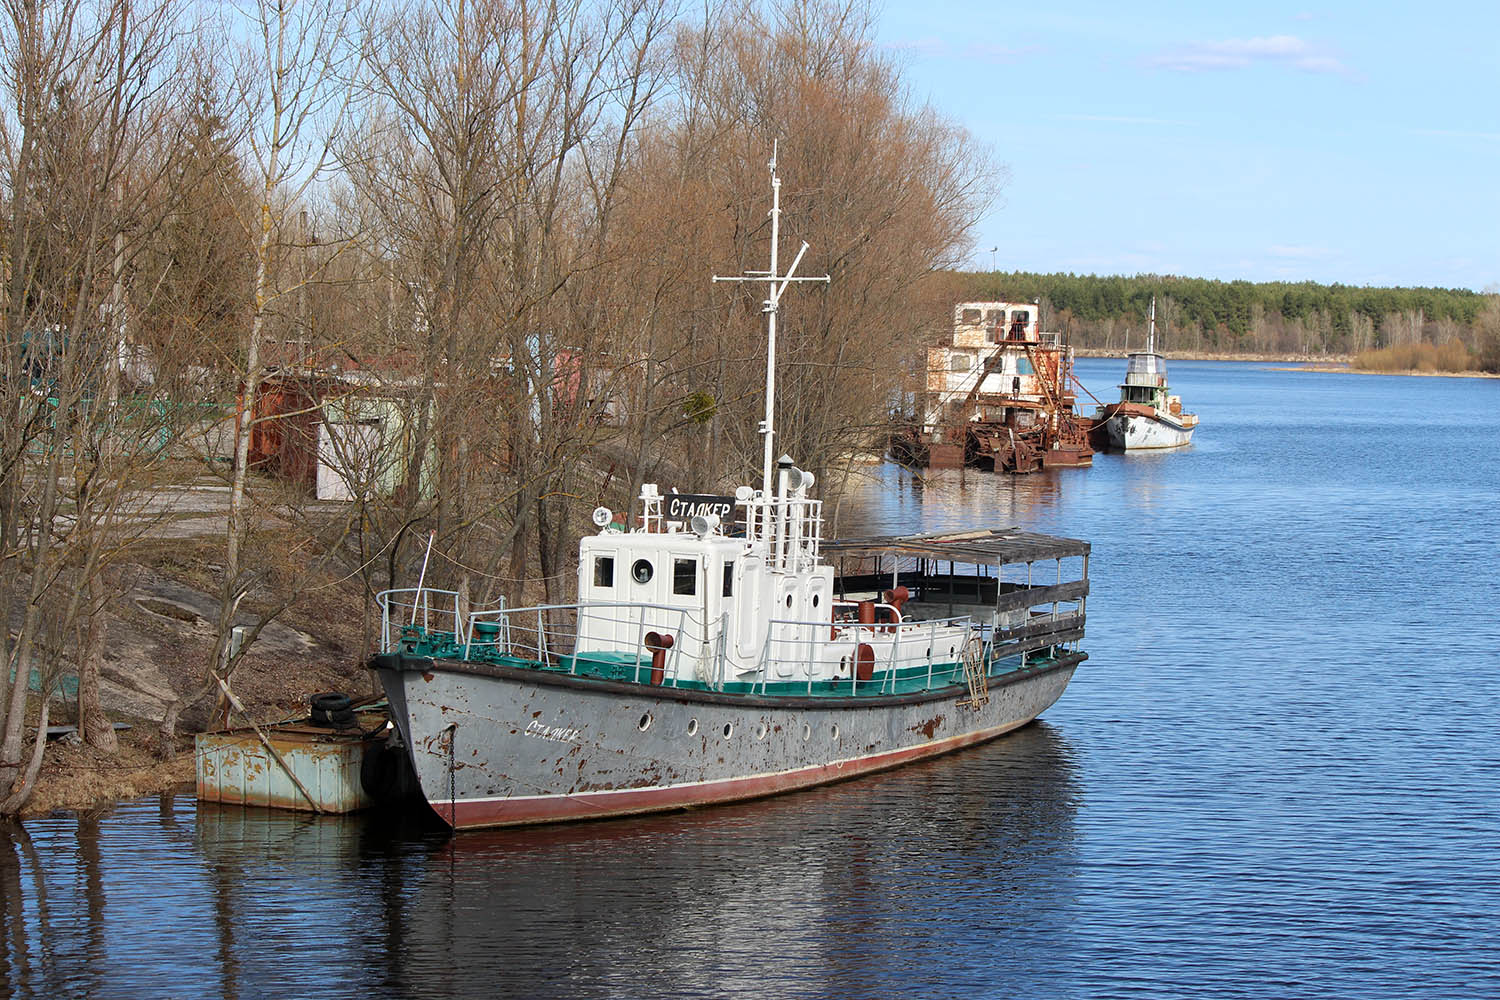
1093, 297, 1198, 450
365, 154, 1091, 830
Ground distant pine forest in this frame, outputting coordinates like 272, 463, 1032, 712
948, 272, 1500, 371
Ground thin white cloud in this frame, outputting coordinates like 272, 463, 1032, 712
1152, 35, 1351, 76
884, 38, 1039, 63
1268, 244, 1335, 260
1410, 127, 1500, 141
885, 36, 948, 58
1057, 113, 1193, 127
964, 43, 1040, 63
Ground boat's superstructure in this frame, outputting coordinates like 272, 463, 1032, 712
891, 302, 1093, 472
367, 153, 1090, 830
1093, 297, 1198, 450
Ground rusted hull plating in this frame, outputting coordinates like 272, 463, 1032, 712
374, 654, 1081, 829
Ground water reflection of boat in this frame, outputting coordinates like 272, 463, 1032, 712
1092, 297, 1198, 450
389, 721, 1081, 997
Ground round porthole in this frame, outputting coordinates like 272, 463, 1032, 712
632, 559, 654, 584
687, 718, 699, 736
830, 724, 840, 740
811, 594, 820, 608
802, 722, 812, 741
785, 593, 793, 608
638, 712, 653, 732
722, 722, 734, 739
755, 722, 768, 740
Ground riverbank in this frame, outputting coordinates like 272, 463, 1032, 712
1073, 348, 1352, 363
1075, 347, 1498, 377
1273, 363, 1500, 378
16, 533, 373, 818
25, 730, 194, 815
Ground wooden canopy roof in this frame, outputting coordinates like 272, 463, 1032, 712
823, 527, 1090, 567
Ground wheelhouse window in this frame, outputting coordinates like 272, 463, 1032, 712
673, 558, 697, 596
722, 561, 734, 597
593, 556, 614, 588
632, 559, 654, 584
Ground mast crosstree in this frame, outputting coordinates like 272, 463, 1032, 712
713, 143, 831, 497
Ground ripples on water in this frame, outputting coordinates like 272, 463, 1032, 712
4, 361, 1499, 998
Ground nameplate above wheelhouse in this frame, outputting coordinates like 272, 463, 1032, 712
663, 493, 738, 523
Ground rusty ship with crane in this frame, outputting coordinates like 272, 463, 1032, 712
891, 302, 1094, 472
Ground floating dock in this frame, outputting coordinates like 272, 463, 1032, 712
195, 696, 388, 815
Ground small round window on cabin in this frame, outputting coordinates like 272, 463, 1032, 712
687, 718, 699, 736
632, 559, 654, 584
811, 594, 820, 608
785, 593, 793, 608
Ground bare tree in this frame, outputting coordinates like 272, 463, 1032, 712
157, 0, 362, 743
0, 0, 191, 810
598, 0, 998, 508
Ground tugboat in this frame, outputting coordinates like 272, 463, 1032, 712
890, 302, 1092, 472
366, 156, 1091, 830
1092, 297, 1198, 450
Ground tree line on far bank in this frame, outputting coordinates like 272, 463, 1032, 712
942, 271, 1500, 370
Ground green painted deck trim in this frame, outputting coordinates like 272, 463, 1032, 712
397, 628, 1059, 699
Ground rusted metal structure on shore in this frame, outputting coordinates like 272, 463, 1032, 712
195, 695, 389, 814
890, 302, 1093, 473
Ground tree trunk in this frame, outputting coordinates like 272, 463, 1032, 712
78, 595, 117, 752
0, 695, 51, 816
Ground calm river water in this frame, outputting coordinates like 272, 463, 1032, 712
4, 360, 1499, 998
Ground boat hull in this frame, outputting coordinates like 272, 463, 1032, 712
372, 652, 1082, 829
1100, 409, 1194, 450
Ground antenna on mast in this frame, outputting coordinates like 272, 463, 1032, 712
713, 146, 830, 497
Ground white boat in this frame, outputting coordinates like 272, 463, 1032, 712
366, 154, 1090, 830
1093, 297, 1198, 450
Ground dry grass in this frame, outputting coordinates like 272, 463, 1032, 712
23, 728, 195, 816
1352, 339, 1477, 373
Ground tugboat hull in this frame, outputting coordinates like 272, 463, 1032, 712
1100, 408, 1195, 450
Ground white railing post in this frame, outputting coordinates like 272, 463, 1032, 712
380, 598, 390, 653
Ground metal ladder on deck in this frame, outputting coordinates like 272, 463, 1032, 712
958, 636, 989, 709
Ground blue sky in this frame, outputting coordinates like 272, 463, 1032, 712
876, 1, 1499, 290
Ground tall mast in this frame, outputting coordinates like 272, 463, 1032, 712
714, 144, 830, 496
1148, 295, 1157, 355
